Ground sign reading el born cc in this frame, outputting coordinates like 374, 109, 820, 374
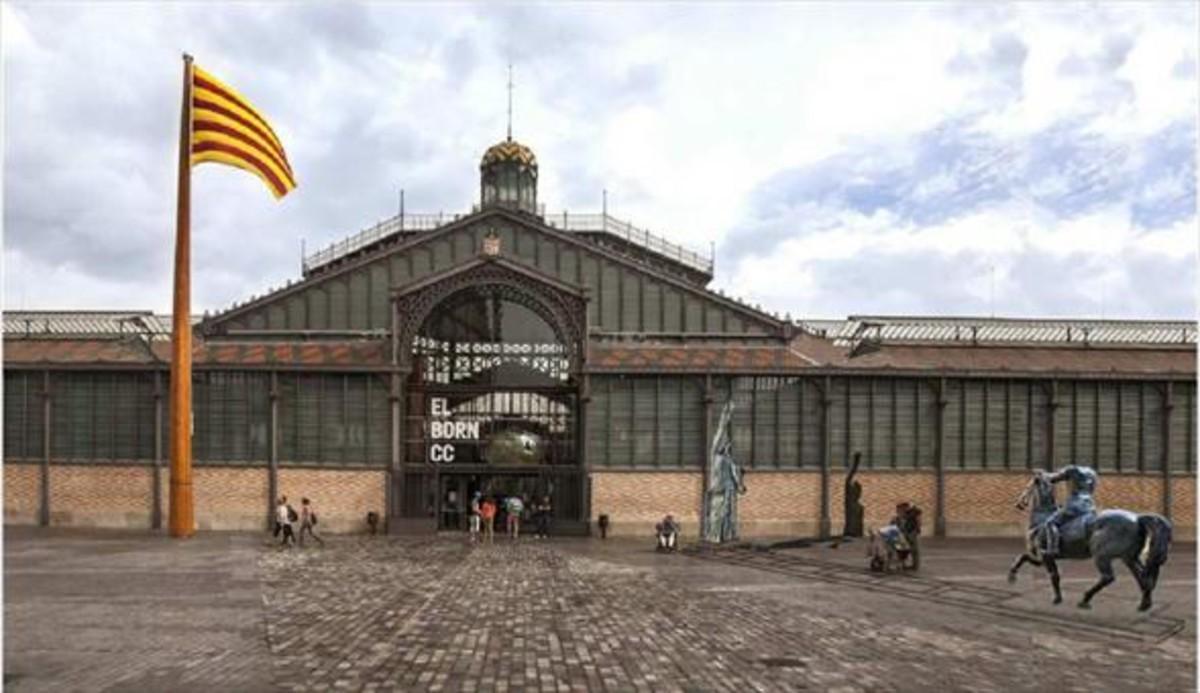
427, 397, 481, 463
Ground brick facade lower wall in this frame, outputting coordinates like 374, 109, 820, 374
740, 472, 822, 537
586, 468, 1196, 540
831, 471, 938, 535
6, 461, 1194, 539
942, 472, 1031, 537
4, 461, 387, 533
277, 468, 387, 534
590, 472, 702, 537
190, 467, 269, 531
48, 465, 155, 528
4, 463, 41, 525
1171, 476, 1196, 540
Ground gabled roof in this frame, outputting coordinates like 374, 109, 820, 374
203, 206, 785, 334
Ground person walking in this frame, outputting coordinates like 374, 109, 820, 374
534, 495, 552, 539
276, 496, 296, 548
506, 494, 525, 541
298, 497, 324, 548
468, 492, 482, 544
480, 496, 497, 544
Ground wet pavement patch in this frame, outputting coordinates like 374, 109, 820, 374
758, 656, 808, 668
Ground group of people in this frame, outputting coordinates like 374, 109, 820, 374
466, 492, 553, 543
273, 495, 323, 548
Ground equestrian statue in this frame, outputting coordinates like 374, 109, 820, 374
1008, 463, 1172, 611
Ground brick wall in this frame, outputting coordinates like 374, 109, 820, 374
740, 472, 821, 537
48, 465, 154, 528
3, 462, 385, 533
186, 467, 270, 531
590, 472, 702, 537
1171, 477, 1195, 540
586, 469, 1196, 540
4, 462, 41, 525
6, 460, 1194, 540
1097, 475, 1163, 515
277, 468, 387, 534
831, 471, 937, 536
942, 471, 1030, 537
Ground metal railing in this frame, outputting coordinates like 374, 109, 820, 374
302, 210, 714, 275
303, 213, 463, 273
542, 213, 712, 274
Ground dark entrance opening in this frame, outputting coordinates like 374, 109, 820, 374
396, 283, 586, 534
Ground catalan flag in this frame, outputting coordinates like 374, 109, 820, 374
190, 64, 296, 198
167, 55, 297, 538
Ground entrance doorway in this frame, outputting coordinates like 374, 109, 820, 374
395, 281, 588, 534
435, 470, 582, 532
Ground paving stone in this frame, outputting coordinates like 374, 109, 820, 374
4, 529, 1196, 691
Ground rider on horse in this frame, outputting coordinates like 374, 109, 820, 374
1039, 464, 1098, 558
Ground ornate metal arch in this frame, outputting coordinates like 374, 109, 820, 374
394, 262, 587, 373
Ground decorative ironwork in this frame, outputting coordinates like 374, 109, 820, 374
395, 262, 586, 376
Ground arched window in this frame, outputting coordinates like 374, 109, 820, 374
412, 285, 571, 386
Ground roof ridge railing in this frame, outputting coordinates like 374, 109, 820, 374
812, 317, 1197, 346
302, 210, 714, 275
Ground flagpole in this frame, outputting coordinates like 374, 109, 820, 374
169, 53, 195, 538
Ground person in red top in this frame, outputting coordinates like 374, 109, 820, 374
479, 497, 497, 544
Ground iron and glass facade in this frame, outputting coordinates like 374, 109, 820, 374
4, 137, 1196, 536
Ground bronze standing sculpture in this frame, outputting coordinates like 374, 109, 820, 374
704, 400, 746, 544
843, 452, 865, 538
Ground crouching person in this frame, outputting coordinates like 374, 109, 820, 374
655, 514, 681, 552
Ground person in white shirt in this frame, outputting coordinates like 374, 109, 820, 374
276, 496, 296, 548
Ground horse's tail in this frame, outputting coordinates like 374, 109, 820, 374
1138, 513, 1172, 589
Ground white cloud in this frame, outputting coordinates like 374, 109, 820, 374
2, 3, 1195, 321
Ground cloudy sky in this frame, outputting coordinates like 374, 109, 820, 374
3, 2, 1196, 319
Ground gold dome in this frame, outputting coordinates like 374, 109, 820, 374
481, 138, 537, 168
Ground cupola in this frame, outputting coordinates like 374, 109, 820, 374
480, 136, 538, 214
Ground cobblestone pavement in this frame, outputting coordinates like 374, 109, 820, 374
4, 527, 274, 692
5, 529, 1196, 692
258, 536, 1196, 692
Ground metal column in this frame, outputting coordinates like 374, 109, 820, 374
934, 378, 947, 538
152, 371, 164, 530
1162, 382, 1174, 519
818, 375, 832, 540
268, 371, 279, 529
40, 370, 51, 527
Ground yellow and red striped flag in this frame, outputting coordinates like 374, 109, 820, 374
190, 64, 296, 198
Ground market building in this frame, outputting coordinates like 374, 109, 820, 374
4, 136, 1196, 539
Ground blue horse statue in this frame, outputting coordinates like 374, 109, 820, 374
1007, 465, 1172, 611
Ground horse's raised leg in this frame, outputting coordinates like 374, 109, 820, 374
1044, 557, 1063, 605
1078, 556, 1115, 609
1007, 554, 1029, 583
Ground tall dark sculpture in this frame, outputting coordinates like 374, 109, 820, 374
843, 451, 864, 538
